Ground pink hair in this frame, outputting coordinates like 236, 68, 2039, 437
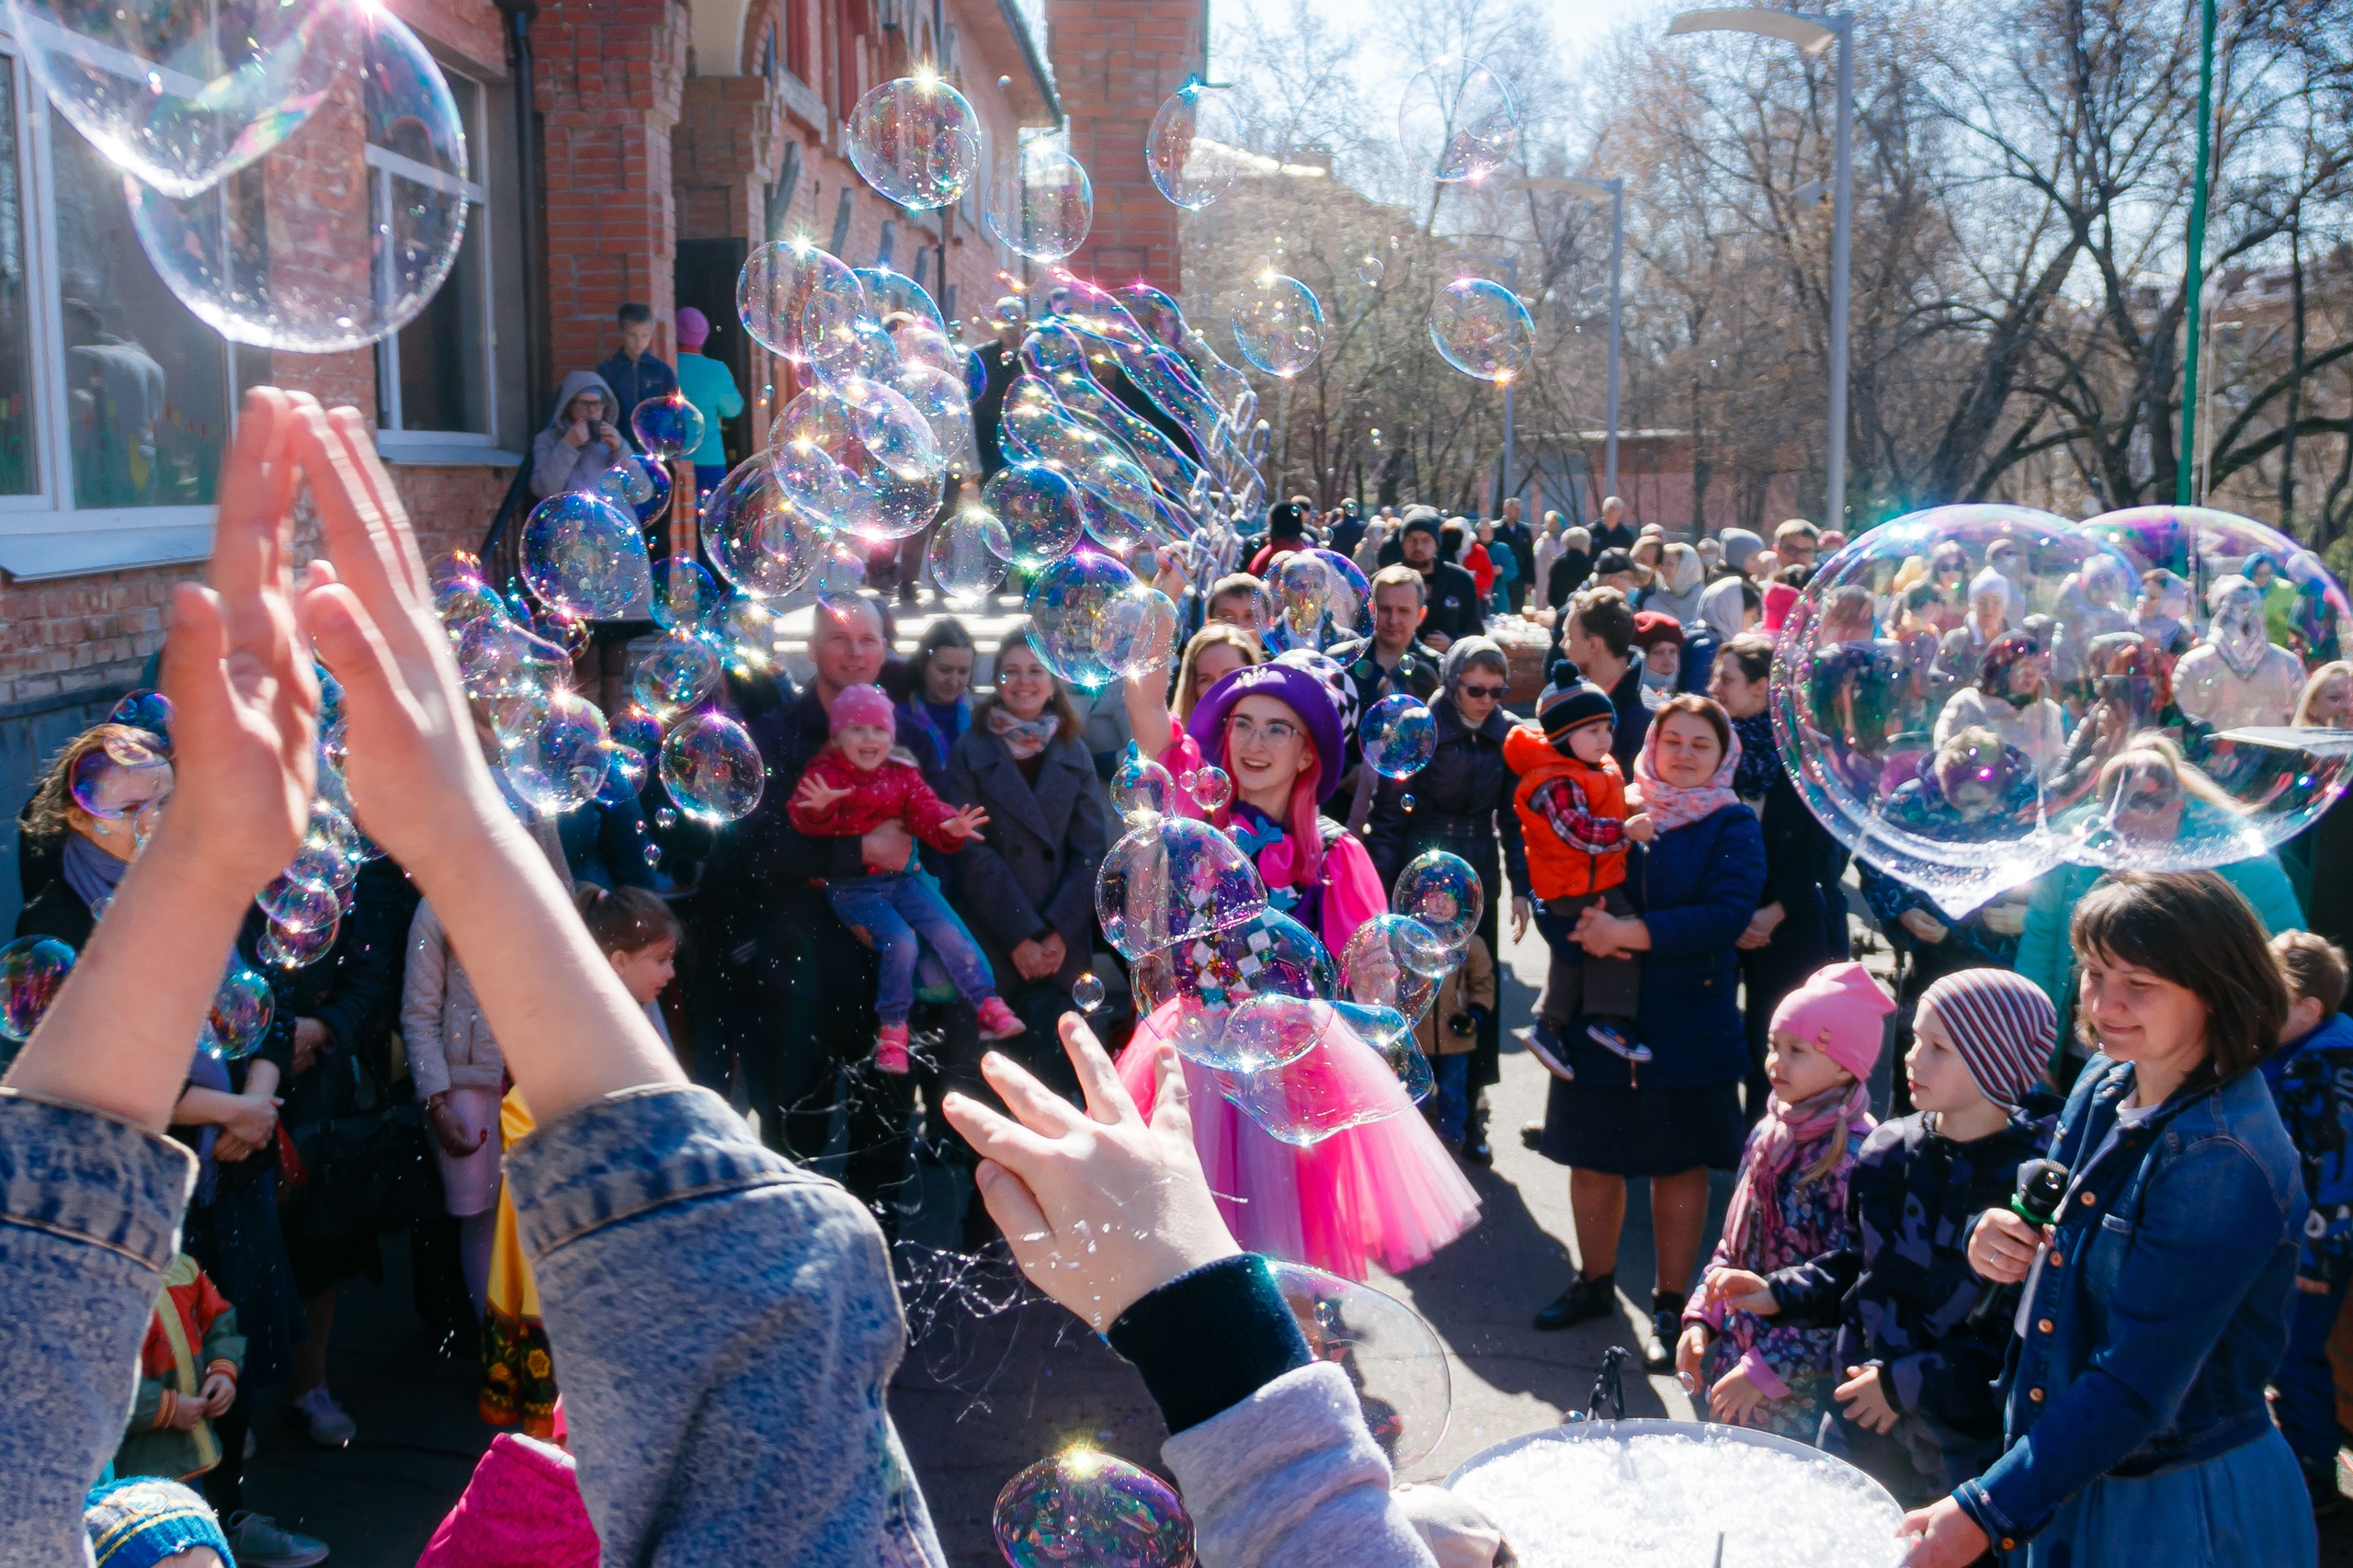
1208, 731, 1325, 892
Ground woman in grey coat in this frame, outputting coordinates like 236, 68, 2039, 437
946, 639, 1109, 1093
529, 369, 628, 500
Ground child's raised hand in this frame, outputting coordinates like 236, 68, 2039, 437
199, 1371, 236, 1417
1834, 1365, 1898, 1434
1707, 1364, 1767, 1423
945, 803, 990, 843
791, 774, 855, 813
1699, 1267, 1778, 1315
1623, 811, 1655, 844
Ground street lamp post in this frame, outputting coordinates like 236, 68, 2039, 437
1523, 175, 1626, 499
1668, 6, 1853, 528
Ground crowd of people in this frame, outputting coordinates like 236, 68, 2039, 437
6, 379, 2353, 1568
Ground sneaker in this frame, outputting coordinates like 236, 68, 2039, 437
976, 997, 1028, 1040
1533, 1271, 1618, 1333
1586, 1019, 1654, 1063
1645, 1290, 1688, 1373
875, 1023, 911, 1075
1518, 1020, 1576, 1081
225, 1511, 330, 1568
290, 1385, 356, 1449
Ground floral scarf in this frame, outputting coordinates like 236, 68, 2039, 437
986, 704, 1060, 761
1633, 716, 1745, 832
1731, 710, 1784, 801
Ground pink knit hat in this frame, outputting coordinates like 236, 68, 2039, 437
830, 683, 895, 734
1763, 581, 1800, 631
1770, 960, 1894, 1083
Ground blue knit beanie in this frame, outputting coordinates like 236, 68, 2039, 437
86, 1477, 235, 1568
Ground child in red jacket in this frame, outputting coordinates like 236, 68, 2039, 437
789, 684, 1026, 1070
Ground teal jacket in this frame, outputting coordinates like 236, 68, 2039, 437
674, 352, 743, 467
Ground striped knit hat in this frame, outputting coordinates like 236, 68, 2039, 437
1917, 969, 2057, 1110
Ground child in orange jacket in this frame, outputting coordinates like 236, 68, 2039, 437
114, 1253, 244, 1483
1506, 661, 1648, 1070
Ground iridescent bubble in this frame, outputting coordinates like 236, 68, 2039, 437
928, 505, 1011, 605
1393, 849, 1484, 949
1398, 55, 1521, 185
610, 706, 663, 766
1357, 251, 1386, 287
1146, 82, 1245, 210
1339, 913, 1448, 1023
651, 557, 721, 631
991, 1449, 1192, 1568
985, 461, 1086, 569
256, 871, 341, 934
1095, 815, 1268, 959
526, 600, 590, 660
1361, 694, 1438, 779
0, 935, 74, 1041
1313, 549, 1370, 633
1272, 551, 1334, 637
1074, 972, 1107, 1012
1189, 765, 1233, 813
703, 455, 827, 600
72, 743, 172, 820
839, 375, 943, 483
661, 710, 765, 823
505, 689, 612, 816
200, 962, 275, 1062
1267, 1261, 1452, 1465
128, 7, 471, 351
654, 806, 680, 831
864, 268, 950, 337
108, 689, 174, 749
521, 492, 654, 619
736, 240, 864, 363
847, 74, 983, 210
618, 452, 675, 526
707, 594, 786, 679
808, 313, 901, 387
1111, 745, 1175, 823
1232, 274, 1324, 379
1025, 549, 1150, 689
631, 392, 707, 462
631, 631, 722, 719
259, 913, 338, 971
15, 0, 339, 199
1429, 278, 1535, 382
1218, 1001, 1424, 1145
983, 142, 1094, 263
597, 459, 657, 507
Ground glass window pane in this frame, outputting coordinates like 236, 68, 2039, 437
51, 116, 225, 508
0, 65, 32, 494
387, 201, 487, 434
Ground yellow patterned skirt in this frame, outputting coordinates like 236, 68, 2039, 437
478, 1087, 557, 1438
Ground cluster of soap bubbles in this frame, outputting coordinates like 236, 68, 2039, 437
30, 0, 478, 352
1775, 503, 2353, 915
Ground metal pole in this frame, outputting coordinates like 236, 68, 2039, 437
1825, 17, 1852, 529
1503, 256, 1518, 511
1606, 179, 1624, 498
2177, 0, 2217, 506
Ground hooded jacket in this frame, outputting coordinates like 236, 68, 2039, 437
530, 370, 629, 501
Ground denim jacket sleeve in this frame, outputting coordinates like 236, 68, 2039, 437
502, 1084, 947, 1566
1955, 1134, 2294, 1542
0, 1091, 196, 1562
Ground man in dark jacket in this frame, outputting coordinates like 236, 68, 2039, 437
595, 303, 678, 449
1591, 494, 1636, 552
1556, 585, 1650, 774
1392, 509, 1484, 652
1496, 496, 1538, 613
1329, 500, 1366, 561
969, 299, 1026, 477
1328, 563, 1445, 814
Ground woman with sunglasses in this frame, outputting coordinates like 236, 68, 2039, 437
1363, 637, 1528, 1164
1121, 652, 1483, 1280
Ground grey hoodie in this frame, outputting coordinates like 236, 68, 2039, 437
530, 369, 628, 501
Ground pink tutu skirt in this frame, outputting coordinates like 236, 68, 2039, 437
1118, 1000, 1481, 1281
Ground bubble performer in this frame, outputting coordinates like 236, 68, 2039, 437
1120, 653, 1481, 1279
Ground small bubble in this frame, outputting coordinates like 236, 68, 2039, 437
1074, 971, 1106, 1012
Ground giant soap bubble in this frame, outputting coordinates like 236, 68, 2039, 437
847, 74, 981, 210
521, 493, 653, 620
128, 6, 471, 351
1095, 815, 1267, 960
1146, 82, 1245, 210
1397, 55, 1520, 185
736, 240, 862, 363
984, 142, 1092, 263
660, 710, 764, 823
1023, 548, 1160, 688
928, 504, 1010, 605
1429, 278, 1533, 382
701, 455, 825, 601
1269, 1261, 1451, 1465
993, 1450, 1192, 1568
1232, 273, 1324, 379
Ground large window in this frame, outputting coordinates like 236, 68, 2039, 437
376, 69, 492, 443
0, 67, 30, 497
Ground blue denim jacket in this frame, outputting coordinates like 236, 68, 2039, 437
1953, 1056, 2305, 1550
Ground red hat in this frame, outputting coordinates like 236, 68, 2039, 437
1631, 610, 1684, 649
829, 683, 895, 734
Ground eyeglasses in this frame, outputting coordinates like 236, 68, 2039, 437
1457, 682, 1507, 700
1227, 714, 1302, 745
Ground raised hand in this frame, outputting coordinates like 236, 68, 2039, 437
944, 803, 990, 842
791, 774, 855, 813
1699, 1267, 1778, 1315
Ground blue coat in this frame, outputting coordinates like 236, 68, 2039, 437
1553, 801, 1767, 1088
2264, 1010, 2353, 1282
1954, 1056, 2305, 1550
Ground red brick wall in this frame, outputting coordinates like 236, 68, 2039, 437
1043, 0, 1206, 292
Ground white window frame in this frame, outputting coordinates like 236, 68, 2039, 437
373, 63, 499, 464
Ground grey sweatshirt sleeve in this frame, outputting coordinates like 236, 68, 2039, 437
504, 1084, 946, 1567
0, 1090, 196, 1562
1162, 1363, 1439, 1568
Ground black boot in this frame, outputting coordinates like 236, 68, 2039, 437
1533, 1271, 1617, 1332
1645, 1290, 1688, 1372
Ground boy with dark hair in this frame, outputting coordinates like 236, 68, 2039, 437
596, 302, 678, 449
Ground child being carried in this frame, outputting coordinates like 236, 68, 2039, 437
788, 683, 1026, 1072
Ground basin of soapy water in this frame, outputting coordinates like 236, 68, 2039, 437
1446, 1419, 1904, 1568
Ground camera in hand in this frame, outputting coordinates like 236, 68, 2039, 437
1965, 1158, 2071, 1327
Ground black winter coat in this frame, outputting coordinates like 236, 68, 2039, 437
1364, 699, 1529, 901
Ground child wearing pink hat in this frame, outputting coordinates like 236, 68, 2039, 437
787, 684, 1026, 1070
1678, 960, 1892, 1437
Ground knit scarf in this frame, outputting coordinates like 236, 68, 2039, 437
1632, 718, 1745, 832
1720, 1080, 1872, 1266
986, 704, 1059, 761
1731, 710, 1785, 801
63, 831, 129, 915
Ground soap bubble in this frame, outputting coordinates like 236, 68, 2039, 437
847, 74, 982, 210
1429, 278, 1534, 382
1074, 972, 1107, 1012
736, 240, 863, 362
862, 267, 949, 336
12, 0, 341, 199
598, 458, 657, 508
1361, 694, 1438, 779
521, 493, 654, 619
1339, 913, 1449, 1026
128, 6, 471, 352
1095, 816, 1268, 960
200, 962, 275, 1062
1272, 551, 1334, 637
707, 594, 786, 678
631, 392, 707, 461
839, 376, 943, 483
992, 1449, 1192, 1568
256, 872, 340, 935
0, 936, 74, 1041
1232, 274, 1324, 379
1268, 1262, 1451, 1465
651, 557, 721, 631
1025, 550, 1153, 689
661, 710, 765, 823
984, 142, 1093, 263
702, 456, 825, 600
631, 631, 722, 718
609, 707, 662, 769
72, 741, 172, 819
1188, 765, 1233, 812
616, 453, 674, 525
1217, 1001, 1423, 1145
1146, 82, 1245, 210
1134, 904, 1337, 1072
1392, 849, 1483, 949
108, 689, 174, 748
928, 505, 1011, 605
259, 912, 338, 971
1357, 251, 1386, 287
1111, 746, 1176, 823
505, 689, 612, 816
1398, 55, 1521, 184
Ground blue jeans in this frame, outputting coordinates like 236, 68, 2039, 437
1432, 1054, 1470, 1143
824, 872, 994, 1027
2274, 1274, 2352, 1461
